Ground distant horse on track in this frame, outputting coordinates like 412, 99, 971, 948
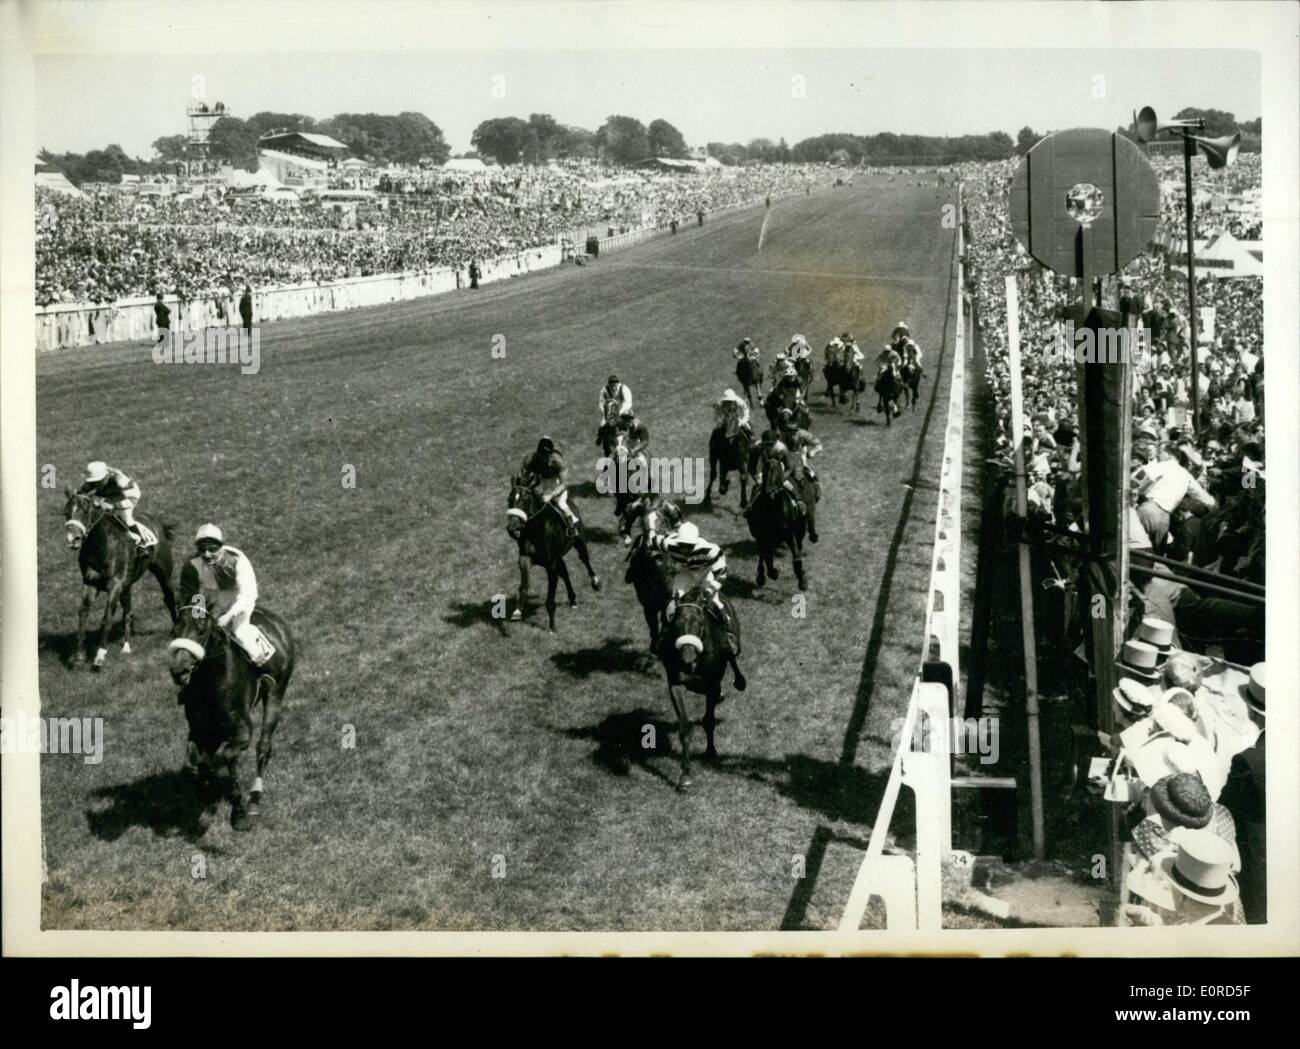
657, 587, 746, 792
705, 417, 753, 508
507, 482, 601, 631
875, 365, 903, 424
735, 355, 765, 408
168, 596, 295, 830
900, 360, 924, 412
63, 488, 178, 669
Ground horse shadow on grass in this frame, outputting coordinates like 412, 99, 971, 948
442, 600, 509, 637
550, 636, 656, 678
85, 769, 215, 843
561, 707, 682, 788
38, 630, 87, 667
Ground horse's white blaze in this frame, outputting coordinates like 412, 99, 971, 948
169, 638, 206, 661
506, 508, 527, 522
121, 642, 131, 654
675, 634, 704, 653
94, 648, 107, 664
252, 776, 264, 794
65, 520, 86, 536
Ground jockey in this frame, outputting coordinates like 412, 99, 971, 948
778, 409, 823, 543
733, 338, 761, 365
771, 350, 797, 383
616, 408, 650, 458
597, 374, 632, 444
646, 519, 739, 657
79, 461, 149, 547
876, 342, 902, 374
748, 428, 806, 518
518, 436, 579, 530
902, 338, 922, 368
890, 321, 912, 350
179, 523, 274, 666
787, 334, 812, 363
619, 493, 683, 552
713, 388, 753, 436
841, 337, 865, 372
824, 337, 844, 367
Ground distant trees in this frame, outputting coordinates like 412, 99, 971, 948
37, 144, 168, 185
151, 134, 190, 162
595, 115, 651, 164
1016, 126, 1044, 155
647, 118, 688, 158
790, 130, 1018, 165
471, 117, 532, 164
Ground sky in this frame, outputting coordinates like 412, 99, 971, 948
35, 48, 1261, 158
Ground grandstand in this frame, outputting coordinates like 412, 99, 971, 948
257, 130, 350, 191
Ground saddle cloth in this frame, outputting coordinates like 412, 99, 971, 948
233, 623, 277, 666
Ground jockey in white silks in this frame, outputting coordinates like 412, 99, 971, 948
787, 334, 812, 364
841, 338, 865, 372
772, 351, 797, 383
824, 337, 844, 367
733, 338, 762, 367
646, 520, 738, 656
876, 342, 902, 374
599, 373, 633, 423
78, 461, 151, 548
174, 523, 275, 666
714, 388, 752, 435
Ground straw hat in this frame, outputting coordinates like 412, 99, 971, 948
1239, 662, 1265, 717
1149, 773, 1212, 829
1158, 828, 1240, 907
1114, 678, 1159, 717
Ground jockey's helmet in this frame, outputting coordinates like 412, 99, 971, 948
737, 338, 752, 351
606, 375, 619, 387
761, 429, 779, 445
536, 436, 556, 455
195, 523, 224, 551
675, 521, 700, 544
896, 321, 909, 332
84, 461, 109, 484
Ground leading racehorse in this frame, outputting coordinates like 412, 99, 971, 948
735, 354, 764, 408
900, 360, 924, 412
168, 595, 296, 830
874, 364, 903, 424
657, 587, 746, 791
745, 458, 808, 590
507, 481, 601, 631
63, 488, 178, 669
705, 415, 753, 508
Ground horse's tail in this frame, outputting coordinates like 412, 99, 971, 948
161, 521, 177, 542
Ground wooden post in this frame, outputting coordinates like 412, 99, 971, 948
1006, 274, 1046, 861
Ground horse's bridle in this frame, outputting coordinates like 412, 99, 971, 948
669, 598, 707, 654
64, 493, 106, 546
169, 597, 216, 662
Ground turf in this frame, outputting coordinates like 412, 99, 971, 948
37, 178, 959, 931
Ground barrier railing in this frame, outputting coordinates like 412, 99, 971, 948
35, 244, 563, 352
839, 182, 966, 932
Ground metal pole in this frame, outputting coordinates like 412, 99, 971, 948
1005, 274, 1046, 860
1183, 134, 1201, 437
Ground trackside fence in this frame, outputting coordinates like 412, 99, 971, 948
839, 182, 967, 932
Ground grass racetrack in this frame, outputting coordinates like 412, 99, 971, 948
37, 178, 960, 931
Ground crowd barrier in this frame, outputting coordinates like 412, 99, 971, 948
840, 183, 967, 933
35, 244, 563, 352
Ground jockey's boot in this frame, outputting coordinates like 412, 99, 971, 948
711, 596, 740, 658
552, 491, 580, 535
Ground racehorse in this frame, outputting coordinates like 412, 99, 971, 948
841, 358, 864, 413
874, 364, 903, 425
63, 488, 178, 669
507, 482, 601, 631
763, 378, 806, 429
735, 354, 764, 408
793, 357, 814, 400
604, 427, 647, 520
597, 400, 622, 456
823, 360, 848, 406
618, 495, 681, 650
705, 415, 752, 508
900, 360, 924, 412
657, 587, 746, 791
744, 457, 807, 590
168, 595, 295, 830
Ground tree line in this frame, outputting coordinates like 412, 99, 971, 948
39, 105, 1262, 185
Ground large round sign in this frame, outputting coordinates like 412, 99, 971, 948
1009, 129, 1161, 277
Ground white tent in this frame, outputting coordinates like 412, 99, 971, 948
1194, 229, 1263, 279
442, 157, 488, 172
35, 171, 85, 198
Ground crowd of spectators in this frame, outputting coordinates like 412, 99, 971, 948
35, 163, 825, 306
960, 150, 1266, 925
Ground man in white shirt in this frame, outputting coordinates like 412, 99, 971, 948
1132, 455, 1217, 550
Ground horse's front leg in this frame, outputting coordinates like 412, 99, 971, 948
92, 580, 122, 670
703, 690, 719, 761
572, 535, 600, 590
514, 551, 529, 620
119, 585, 134, 655
558, 558, 578, 608
545, 565, 560, 632
789, 534, 807, 591
668, 682, 693, 791
75, 585, 94, 663
221, 717, 255, 831
755, 540, 768, 588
